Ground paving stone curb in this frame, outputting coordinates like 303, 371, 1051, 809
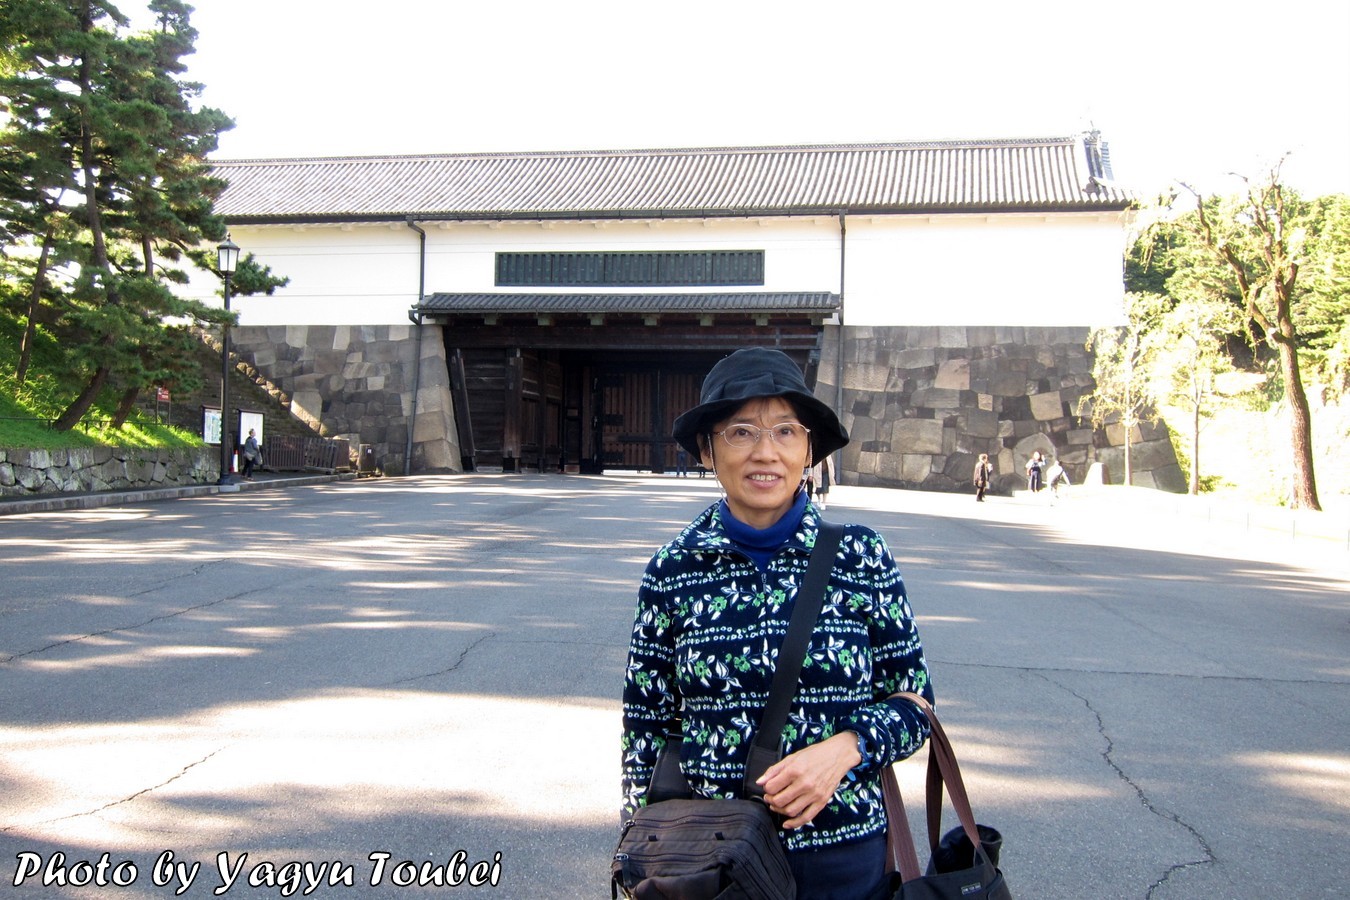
0, 472, 360, 516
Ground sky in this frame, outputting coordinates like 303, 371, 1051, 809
159, 0, 1349, 199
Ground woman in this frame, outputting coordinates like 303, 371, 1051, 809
973, 452, 993, 502
241, 428, 261, 481
812, 455, 833, 510
1025, 450, 1044, 493
620, 348, 933, 900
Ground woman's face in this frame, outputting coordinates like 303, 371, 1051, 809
700, 396, 811, 529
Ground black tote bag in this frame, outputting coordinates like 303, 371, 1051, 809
882, 692, 1012, 900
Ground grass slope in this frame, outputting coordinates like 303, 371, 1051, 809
0, 311, 202, 450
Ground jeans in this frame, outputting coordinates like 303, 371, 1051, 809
787, 833, 890, 900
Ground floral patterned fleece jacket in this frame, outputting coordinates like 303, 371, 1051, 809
620, 502, 934, 852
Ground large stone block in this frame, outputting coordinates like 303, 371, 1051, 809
315, 349, 347, 373
934, 358, 970, 390
893, 348, 936, 370
967, 326, 997, 348
961, 408, 1000, 439
1129, 437, 1181, 472
413, 411, 450, 443
1150, 463, 1188, 493
851, 448, 879, 477
291, 390, 324, 425
891, 419, 944, 454
911, 387, 962, 409
906, 328, 941, 350
900, 454, 932, 482
285, 325, 309, 349
854, 364, 891, 392
875, 451, 903, 482
1030, 391, 1064, 421
937, 326, 968, 349
988, 371, 1026, 397
419, 437, 458, 471
1105, 422, 1142, 446
848, 416, 877, 444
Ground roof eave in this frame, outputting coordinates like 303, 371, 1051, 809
224, 199, 1134, 227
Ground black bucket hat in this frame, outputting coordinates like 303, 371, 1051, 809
672, 348, 849, 459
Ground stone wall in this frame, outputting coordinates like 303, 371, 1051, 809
0, 447, 217, 497
230, 323, 461, 475
817, 325, 1184, 494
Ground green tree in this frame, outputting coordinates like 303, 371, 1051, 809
0, 1, 283, 432
1296, 195, 1350, 401
1147, 296, 1240, 494
1179, 168, 1322, 509
1081, 292, 1167, 486
0, 0, 86, 384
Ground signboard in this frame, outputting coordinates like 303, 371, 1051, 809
239, 410, 264, 446
156, 386, 171, 403
202, 406, 222, 445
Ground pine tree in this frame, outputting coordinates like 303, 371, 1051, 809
0, 0, 86, 383
0, 1, 281, 432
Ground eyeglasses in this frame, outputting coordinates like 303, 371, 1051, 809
713, 423, 811, 450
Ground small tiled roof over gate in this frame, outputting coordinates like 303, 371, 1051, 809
417, 292, 839, 315
211, 134, 1131, 224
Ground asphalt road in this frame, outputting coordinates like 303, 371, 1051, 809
2, 476, 1346, 899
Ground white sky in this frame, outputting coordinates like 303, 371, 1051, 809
167, 0, 1349, 198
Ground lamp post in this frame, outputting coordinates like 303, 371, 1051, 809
217, 236, 240, 487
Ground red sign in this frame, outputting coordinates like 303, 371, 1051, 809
156, 387, 171, 402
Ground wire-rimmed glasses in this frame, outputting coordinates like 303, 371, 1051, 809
714, 423, 811, 450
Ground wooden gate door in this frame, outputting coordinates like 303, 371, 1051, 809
596, 367, 702, 472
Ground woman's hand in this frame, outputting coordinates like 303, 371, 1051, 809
755, 732, 862, 829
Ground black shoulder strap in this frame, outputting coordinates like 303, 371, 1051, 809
645, 520, 845, 804
743, 520, 844, 798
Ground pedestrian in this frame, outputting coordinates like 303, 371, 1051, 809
1045, 458, 1071, 500
812, 454, 834, 510
674, 447, 689, 477
620, 347, 933, 900
973, 452, 994, 502
241, 428, 261, 481
1025, 450, 1045, 493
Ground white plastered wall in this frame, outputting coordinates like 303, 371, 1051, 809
184, 211, 1128, 328
843, 213, 1130, 327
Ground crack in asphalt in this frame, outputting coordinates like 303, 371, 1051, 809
1038, 673, 1216, 898
0, 748, 225, 833
381, 631, 497, 686
930, 657, 1344, 688
0, 587, 245, 666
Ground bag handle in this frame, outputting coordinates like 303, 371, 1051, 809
881, 692, 992, 884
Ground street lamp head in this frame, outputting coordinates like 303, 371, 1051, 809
217, 236, 240, 276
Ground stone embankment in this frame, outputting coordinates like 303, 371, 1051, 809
0, 447, 216, 498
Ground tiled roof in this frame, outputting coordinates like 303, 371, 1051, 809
212, 135, 1132, 223
416, 292, 839, 315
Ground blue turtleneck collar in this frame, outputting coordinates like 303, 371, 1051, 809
719, 490, 809, 571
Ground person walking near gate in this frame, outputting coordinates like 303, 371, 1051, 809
1045, 457, 1071, 501
620, 347, 933, 900
1025, 450, 1045, 493
241, 429, 262, 481
973, 452, 994, 502
811, 454, 834, 510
